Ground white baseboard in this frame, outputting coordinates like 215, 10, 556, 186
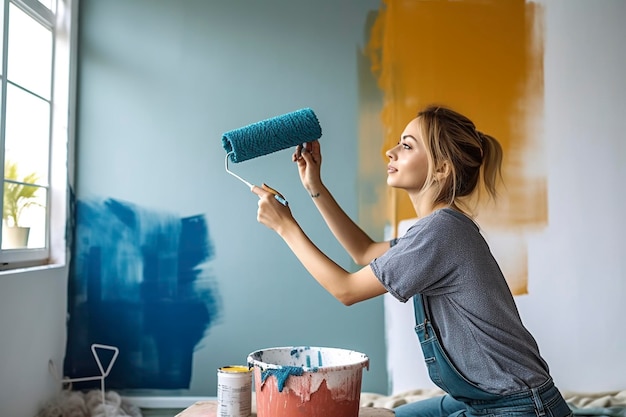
122, 396, 217, 409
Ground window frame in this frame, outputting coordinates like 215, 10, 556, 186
0, 0, 76, 271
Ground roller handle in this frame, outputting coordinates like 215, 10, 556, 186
262, 183, 288, 206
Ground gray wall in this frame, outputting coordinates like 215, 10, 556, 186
74, 0, 386, 396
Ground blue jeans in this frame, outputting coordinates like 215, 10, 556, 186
395, 295, 572, 417
395, 394, 465, 417
394, 381, 573, 417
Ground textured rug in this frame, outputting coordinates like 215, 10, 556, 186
360, 389, 626, 417
37, 390, 142, 417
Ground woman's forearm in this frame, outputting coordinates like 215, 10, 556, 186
307, 183, 389, 265
277, 218, 386, 305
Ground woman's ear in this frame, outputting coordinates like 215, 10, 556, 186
434, 161, 451, 182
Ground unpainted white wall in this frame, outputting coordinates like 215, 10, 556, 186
0, 266, 68, 416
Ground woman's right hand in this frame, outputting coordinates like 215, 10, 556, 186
293, 140, 323, 195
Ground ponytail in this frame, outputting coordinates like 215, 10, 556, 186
477, 131, 503, 200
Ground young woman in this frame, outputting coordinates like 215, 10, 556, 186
251, 105, 571, 417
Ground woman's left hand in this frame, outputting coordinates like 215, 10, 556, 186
251, 183, 294, 233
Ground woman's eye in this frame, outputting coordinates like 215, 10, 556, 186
397, 140, 411, 150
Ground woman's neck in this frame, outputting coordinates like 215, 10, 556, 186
408, 190, 450, 219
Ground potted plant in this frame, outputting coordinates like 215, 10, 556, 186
2, 161, 41, 248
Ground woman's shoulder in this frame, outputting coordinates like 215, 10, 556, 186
403, 208, 478, 239
425, 207, 476, 228
437, 207, 476, 224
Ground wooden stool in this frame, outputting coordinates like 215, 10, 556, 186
176, 400, 395, 416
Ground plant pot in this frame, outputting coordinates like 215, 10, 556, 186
2, 226, 30, 249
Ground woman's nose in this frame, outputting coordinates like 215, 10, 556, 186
385, 147, 395, 159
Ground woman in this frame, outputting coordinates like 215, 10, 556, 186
251, 105, 571, 417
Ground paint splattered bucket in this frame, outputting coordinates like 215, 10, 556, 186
247, 346, 369, 417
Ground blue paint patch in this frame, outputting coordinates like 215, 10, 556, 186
261, 366, 305, 392
64, 197, 221, 390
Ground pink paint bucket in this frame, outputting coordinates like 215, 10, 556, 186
247, 346, 369, 417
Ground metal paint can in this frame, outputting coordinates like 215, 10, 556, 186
217, 365, 253, 417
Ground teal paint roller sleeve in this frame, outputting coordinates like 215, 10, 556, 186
222, 108, 322, 163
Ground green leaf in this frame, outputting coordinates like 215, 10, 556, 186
3, 161, 42, 227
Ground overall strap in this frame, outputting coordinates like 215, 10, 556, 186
413, 294, 433, 339
412, 294, 431, 324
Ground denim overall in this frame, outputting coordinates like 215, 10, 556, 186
397, 294, 572, 417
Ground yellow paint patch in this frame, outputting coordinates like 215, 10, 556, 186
362, 0, 545, 294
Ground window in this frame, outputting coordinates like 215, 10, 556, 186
0, 0, 76, 270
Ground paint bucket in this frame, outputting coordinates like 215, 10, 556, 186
247, 346, 369, 417
217, 365, 253, 417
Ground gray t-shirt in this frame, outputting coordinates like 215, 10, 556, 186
370, 208, 550, 394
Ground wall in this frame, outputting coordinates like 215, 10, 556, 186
0, 266, 68, 416
527, 0, 626, 392
386, 0, 626, 395
73, 0, 386, 397
1, 2, 625, 416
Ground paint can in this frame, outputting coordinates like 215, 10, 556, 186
217, 365, 253, 417
247, 346, 369, 417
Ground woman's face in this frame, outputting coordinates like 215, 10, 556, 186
385, 117, 431, 191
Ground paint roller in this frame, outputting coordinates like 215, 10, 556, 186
222, 108, 322, 205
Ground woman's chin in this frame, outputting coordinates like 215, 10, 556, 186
386, 177, 398, 187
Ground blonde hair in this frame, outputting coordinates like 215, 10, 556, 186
416, 105, 503, 213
